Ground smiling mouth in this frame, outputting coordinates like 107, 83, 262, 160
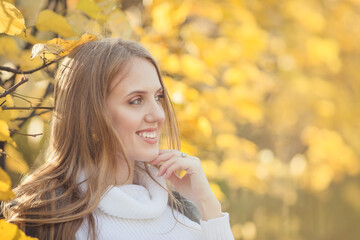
136, 131, 157, 139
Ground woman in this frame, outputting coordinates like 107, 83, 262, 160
2, 38, 234, 239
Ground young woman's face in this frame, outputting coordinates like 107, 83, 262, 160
106, 57, 165, 163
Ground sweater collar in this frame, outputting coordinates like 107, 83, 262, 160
97, 166, 169, 219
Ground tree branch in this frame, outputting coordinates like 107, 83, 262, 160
0, 77, 28, 98
1, 106, 53, 110
0, 142, 5, 169
12, 110, 51, 121
9, 129, 43, 137
10, 83, 54, 138
11, 94, 33, 105
0, 60, 59, 75
12, 92, 45, 100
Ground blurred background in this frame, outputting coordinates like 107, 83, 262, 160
1, 0, 360, 239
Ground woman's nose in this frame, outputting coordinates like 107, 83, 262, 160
144, 101, 165, 123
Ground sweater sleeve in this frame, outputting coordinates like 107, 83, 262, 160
199, 212, 234, 240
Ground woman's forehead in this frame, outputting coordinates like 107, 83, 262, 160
109, 57, 162, 95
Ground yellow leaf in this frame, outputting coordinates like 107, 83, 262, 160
57, 33, 97, 56
162, 54, 180, 74
216, 134, 241, 150
151, 2, 174, 34
17, 31, 43, 45
216, 134, 258, 161
5, 143, 29, 174
310, 164, 334, 191
66, 12, 102, 35
180, 54, 206, 79
0, 36, 20, 59
30, 43, 64, 60
36, 9, 77, 38
234, 99, 263, 124
19, 49, 43, 71
30, 34, 97, 60
77, 0, 107, 21
306, 37, 341, 72
197, 117, 212, 137
184, 87, 199, 101
191, 1, 223, 23
208, 108, 223, 123
151, 1, 189, 35
284, 1, 325, 33
0, 0, 25, 35
302, 127, 360, 177
0, 220, 38, 240
0, 167, 15, 201
0, 220, 18, 240
2, 0, 15, 4
47, 38, 75, 50
223, 67, 246, 86
0, 87, 17, 124
220, 158, 257, 189
0, 119, 10, 141
0, 167, 11, 186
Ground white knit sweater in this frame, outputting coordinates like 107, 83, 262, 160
75, 167, 234, 240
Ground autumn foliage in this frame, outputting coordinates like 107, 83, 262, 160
1, 0, 360, 239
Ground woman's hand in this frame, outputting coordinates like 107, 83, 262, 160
149, 149, 222, 220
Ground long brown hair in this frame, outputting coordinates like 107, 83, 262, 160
2, 38, 181, 240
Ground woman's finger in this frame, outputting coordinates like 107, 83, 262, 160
164, 162, 183, 179
157, 155, 194, 177
158, 149, 175, 153
156, 158, 178, 177
150, 150, 182, 165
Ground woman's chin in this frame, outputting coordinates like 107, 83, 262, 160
134, 150, 159, 163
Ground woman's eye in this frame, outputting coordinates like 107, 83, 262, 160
130, 98, 142, 105
155, 94, 164, 101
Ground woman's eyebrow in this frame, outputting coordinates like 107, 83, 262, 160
125, 87, 163, 97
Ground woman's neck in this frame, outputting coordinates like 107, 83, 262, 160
114, 159, 135, 185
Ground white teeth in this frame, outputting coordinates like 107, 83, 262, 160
137, 131, 156, 139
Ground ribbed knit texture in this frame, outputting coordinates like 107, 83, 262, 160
76, 166, 234, 240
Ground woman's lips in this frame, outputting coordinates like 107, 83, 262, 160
136, 129, 158, 144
